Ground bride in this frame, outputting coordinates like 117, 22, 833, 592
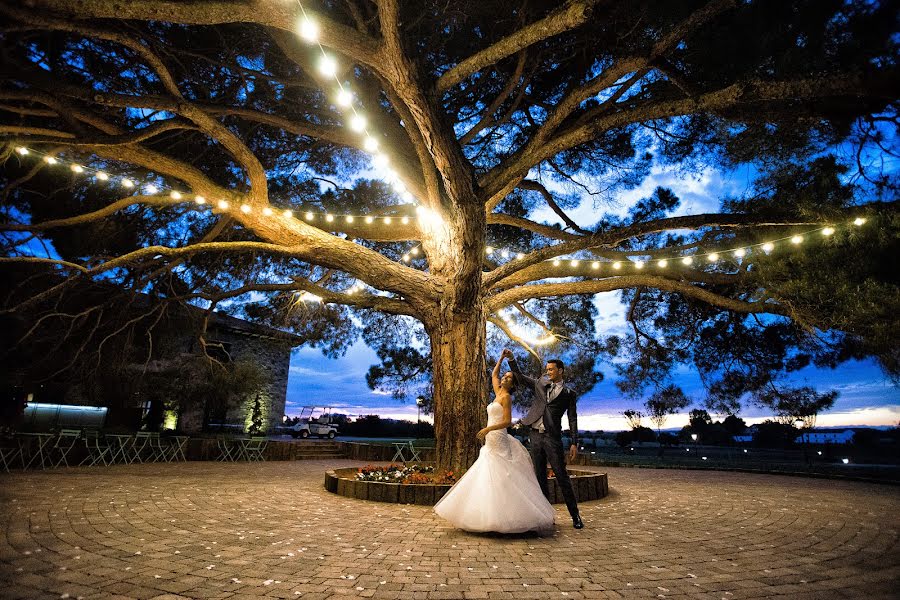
433, 353, 555, 534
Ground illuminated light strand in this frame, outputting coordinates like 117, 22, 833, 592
496, 309, 557, 347
292, 3, 417, 207
12, 146, 423, 224
478, 221, 858, 270
11, 146, 869, 268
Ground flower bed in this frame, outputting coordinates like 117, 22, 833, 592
325, 465, 608, 505
355, 463, 457, 484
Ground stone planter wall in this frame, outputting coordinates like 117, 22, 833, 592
325, 466, 608, 505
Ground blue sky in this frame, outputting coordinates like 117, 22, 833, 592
286, 163, 900, 430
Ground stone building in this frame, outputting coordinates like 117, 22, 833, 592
2, 286, 303, 433
175, 310, 303, 434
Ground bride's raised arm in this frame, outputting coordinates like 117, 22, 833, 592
491, 354, 504, 396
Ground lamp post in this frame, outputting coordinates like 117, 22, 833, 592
416, 396, 425, 426
794, 418, 809, 466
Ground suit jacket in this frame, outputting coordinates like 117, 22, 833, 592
509, 358, 579, 446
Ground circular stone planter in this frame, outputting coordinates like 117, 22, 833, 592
325, 466, 608, 505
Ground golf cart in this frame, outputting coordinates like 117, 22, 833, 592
289, 406, 339, 439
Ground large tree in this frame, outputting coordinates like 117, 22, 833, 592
0, 0, 897, 471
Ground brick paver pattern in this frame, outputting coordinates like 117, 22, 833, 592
1, 460, 897, 599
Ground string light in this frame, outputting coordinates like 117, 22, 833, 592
298, 16, 319, 41
9, 146, 873, 271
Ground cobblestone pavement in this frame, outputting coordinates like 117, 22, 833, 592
1, 460, 897, 599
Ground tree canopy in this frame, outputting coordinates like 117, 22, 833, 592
0, 0, 897, 470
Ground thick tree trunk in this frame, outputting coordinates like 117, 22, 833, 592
428, 304, 488, 473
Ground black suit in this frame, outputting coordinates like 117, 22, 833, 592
509, 359, 580, 519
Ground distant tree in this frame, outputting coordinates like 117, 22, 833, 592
722, 414, 748, 436
752, 420, 797, 449
757, 386, 838, 429
645, 384, 690, 456
623, 410, 644, 430
689, 409, 713, 431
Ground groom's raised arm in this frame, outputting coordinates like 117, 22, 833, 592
507, 354, 537, 389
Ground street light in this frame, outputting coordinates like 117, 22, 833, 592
416, 396, 425, 425
794, 418, 809, 466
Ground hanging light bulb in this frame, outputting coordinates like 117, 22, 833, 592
44, 156, 57, 164
15, 147, 28, 155
365, 216, 374, 224
570, 260, 579, 267
681, 256, 693, 265
552, 259, 561, 267
170, 191, 182, 200
411, 247, 419, 255
336, 89, 353, 108
283, 209, 293, 218
501, 250, 510, 259
345, 215, 354, 223
145, 184, 158, 194
217, 200, 229, 210
325, 214, 334, 222
383, 217, 392, 224
363, 137, 379, 152
822, 227, 835, 236
121, 178, 134, 188
318, 55, 337, 77
401, 216, 409, 225
95, 171, 109, 181
853, 217, 866, 226
762, 242, 774, 252
195, 196, 206, 205
305, 212, 314, 221
262, 207, 273, 216
707, 253, 719, 262
70, 164, 84, 173
298, 16, 319, 42
516, 253, 525, 260
658, 259, 668, 268
240, 204, 251, 214
791, 235, 803, 245
734, 248, 746, 258
485, 246, 495, 255
349, 114, 366, 132
613, 261, 622, 270
402, 254, 411, 262
635, 261, 644, 269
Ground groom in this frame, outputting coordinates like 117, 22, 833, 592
503, 349, 584, 529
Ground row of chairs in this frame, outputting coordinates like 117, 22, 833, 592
216, 436, 268, 462
0, 430, 189, 471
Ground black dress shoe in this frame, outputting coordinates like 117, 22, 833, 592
573, 515, 584, 529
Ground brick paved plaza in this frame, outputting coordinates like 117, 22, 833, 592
1, 460, 897, 599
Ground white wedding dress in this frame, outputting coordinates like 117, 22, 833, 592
433, 401, 556, 533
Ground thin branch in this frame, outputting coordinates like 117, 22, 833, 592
436, 0, 600, 93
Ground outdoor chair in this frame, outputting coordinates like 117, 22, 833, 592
0, 437, 23, 472
406, 440, 422, 462
390, 442, 408, 463
79, 429, 110, 466
147, 432, 167, 461
216, 435, 237, 462
130, 431, 154, 463
53, 429, 82, 467
166, 436, 189, 462
240, 436, 268, 462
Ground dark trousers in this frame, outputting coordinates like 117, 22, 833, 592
529, 430, 579, 519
